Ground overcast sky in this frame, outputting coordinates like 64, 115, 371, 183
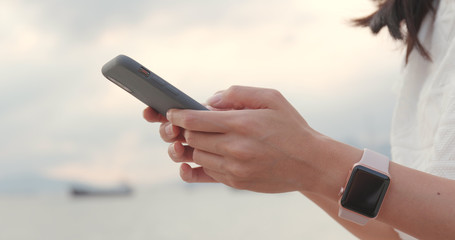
0, 0, 404, 186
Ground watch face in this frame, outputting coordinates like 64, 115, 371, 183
340, 165, 390, 218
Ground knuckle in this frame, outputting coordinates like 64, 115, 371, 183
264, 88, 284, 101
227, 162, 251, 179
229, 116, 257, 135
192, 149, 202, 164
224, 86, 243, 108
212, 141, 227, 158
184, 131, 197, 146
227, 85, 242, 94
179, 113, 198, 128
227, 177, 247, 190
226, 141, 255, 160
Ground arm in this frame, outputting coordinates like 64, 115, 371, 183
303, 136, 455, 240
145, 86, 455, 239
302, 191, 400, 240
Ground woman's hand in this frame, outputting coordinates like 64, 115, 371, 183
161, 86, 334, 193
145, 86, 455, 239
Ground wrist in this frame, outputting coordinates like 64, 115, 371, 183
305, 135, 363, 201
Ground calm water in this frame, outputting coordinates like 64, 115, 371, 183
0, 183, 356, 240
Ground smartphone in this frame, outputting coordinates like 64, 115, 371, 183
102, 55, 208, 116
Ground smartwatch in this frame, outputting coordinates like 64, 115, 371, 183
338, 149, 391, 225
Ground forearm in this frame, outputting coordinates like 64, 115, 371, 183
311, 137, 455, 239
300, 138, 400, 239
378, 162, 455, 239
301, 191, 400, 240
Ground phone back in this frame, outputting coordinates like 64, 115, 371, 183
102, 55, 207, 116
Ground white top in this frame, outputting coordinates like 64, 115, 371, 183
390, 0, 455, 239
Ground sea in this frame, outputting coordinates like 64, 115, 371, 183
0, 182, 356, 240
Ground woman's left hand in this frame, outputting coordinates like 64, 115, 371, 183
166, 86, 328, 193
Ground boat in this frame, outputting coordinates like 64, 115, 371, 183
70, 182, 133, 197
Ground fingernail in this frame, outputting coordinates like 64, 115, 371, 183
180, 164, 192, 182
180, 164, 185, 174
169, 143, 177, 156
207, 92, 222, 106
166, 110, 172, 121
165, 124, 173, 136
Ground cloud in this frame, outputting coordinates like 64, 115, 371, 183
0, 0, 401, 186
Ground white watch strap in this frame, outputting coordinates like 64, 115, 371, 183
338, 207, 369, 225
358, 148, 390, 174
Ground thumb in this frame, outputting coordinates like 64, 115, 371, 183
206, 85, 283, 110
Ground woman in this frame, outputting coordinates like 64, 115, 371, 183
144, 0, 455, 239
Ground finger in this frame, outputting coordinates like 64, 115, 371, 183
206, 85, 285, 110
183, 128, 260, 158
180, 164, 217, 183
159, 122, 183, 142
168, 142, 194, 163
167, 109, 232, 133
183, 130, 228, 155
143, 107, 168, 123
192, 148, 225, 171
199, 167, 247, 190
170, 142, 226, 174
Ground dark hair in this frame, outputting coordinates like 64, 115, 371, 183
353, 0, 435, 63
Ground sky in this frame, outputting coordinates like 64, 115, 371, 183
0, 0, 404, 189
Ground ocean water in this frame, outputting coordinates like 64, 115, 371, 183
0, 183, 356, 240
